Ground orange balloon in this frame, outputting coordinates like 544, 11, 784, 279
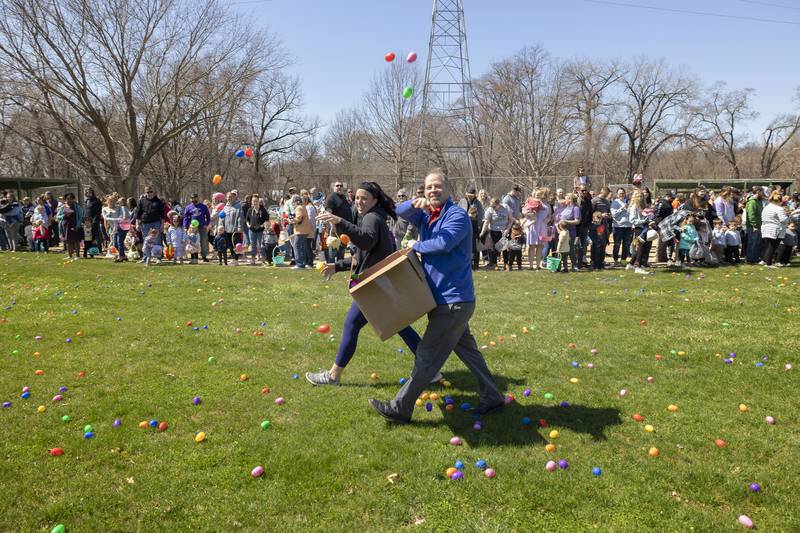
212, 174, 222, 185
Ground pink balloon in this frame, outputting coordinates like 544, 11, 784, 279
406, 52, 417, 63
216, 203, 225, 212
212, 192, 225, 203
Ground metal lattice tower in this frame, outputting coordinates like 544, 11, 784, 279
416, 0, 478, 181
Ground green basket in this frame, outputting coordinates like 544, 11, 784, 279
272, 245, 286, 266
546, 255, 561, 272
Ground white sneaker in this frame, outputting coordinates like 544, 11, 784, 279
758, 261, 766, 266
625, 264, 634, 270
291, 266, 303, 270
774, 263, 783, 268
635, 267, 651, 275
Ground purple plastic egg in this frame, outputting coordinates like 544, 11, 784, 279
749, 482, 762, 493
522, 388, 531, 397
558, 459, 569, 469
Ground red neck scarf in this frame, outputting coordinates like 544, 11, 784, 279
429, 206, 443, 225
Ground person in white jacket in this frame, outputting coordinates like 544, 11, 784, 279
760, 190, 789, 266
610, 188, 632, 264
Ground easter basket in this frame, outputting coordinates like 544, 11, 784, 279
272, 244, 287, 266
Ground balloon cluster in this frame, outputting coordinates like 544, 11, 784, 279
385, 51, 418, 100
235, 147, 254, 159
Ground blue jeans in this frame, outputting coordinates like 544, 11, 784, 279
293, 234, 310, 267
113, 230, 127, 258
335, 301, 421, 368
141, 221, 163, 243
576, 226, 590, 266
249, 229, 263, 260
746, 227, 762, 263
612, 227, 632, 261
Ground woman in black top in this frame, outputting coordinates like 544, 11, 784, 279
245, 195, 269, 264
305, 182, 426, 386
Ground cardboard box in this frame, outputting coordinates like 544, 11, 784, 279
349, 248, 437, 341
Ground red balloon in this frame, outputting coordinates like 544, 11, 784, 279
316, 324, 331, 334
244, 147, 253, 158
406, 52, 417, 63
385, 52, 396, 62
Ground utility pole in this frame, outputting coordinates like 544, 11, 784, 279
415, 0, 479, 188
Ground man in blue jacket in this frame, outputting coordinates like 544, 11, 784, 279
369, 170, 505, 423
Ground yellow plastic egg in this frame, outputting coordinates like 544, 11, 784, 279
195, 432, 206, 443
549, 430, 560, 440
645, 424, 655, 433
37, 405, 46, 413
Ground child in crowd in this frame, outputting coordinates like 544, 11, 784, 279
468, 207, 481, 270
213, 226, 228, 265
185, 225, 200, 264
776, 221, 796, 266
124, 231, 140, 261
264, 222, 279, 265
555, 221, 570, 273
82, 216, 95, 258
711, 219, 727, 264
678, 215, 698, 266
589, 211, 608, 270
166, 214, 186, 265
725, 221, 742, 264
142, 228, 162, 266
507, 222, 525, 271
31, 220, 49, 252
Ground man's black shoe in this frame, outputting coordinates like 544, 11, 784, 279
369, 399, 410, 424
468, 401, 504, 416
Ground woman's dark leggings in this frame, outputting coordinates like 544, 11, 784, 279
225, 232, 241, 260
762, 237, 779, 265
335, 301, 421, 368
488, 230, 502, 265
612, 227, 633, 261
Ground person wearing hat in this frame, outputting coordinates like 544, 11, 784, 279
458, 187, 484, 225
183, 193, 211, 261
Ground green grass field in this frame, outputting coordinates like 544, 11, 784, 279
1, 253, 798, 532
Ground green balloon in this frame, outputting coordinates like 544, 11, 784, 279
402, 86, 413, 99
191, 219, 200, 228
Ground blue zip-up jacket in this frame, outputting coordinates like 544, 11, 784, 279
397, 197, 474, 305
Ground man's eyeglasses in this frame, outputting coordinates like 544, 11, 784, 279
334, 184, 343, 188
398, 194, 407, 198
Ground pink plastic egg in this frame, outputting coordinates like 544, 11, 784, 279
251, 466, 265, 478
449, 436, 462, 446
484, 468, 496, 478
765, 416, 775, 425
545, 460, 557, 472
737, 515, 754, 529
275, 397, 285, 405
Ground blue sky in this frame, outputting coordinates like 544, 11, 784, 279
239, 0, 800, 137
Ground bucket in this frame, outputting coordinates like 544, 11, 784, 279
272, 245, 286, 266
546, 255, 561, 272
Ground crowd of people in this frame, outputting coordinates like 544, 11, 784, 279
0, 171, 798, 271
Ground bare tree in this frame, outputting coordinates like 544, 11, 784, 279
358, 62, 420, 187
692, 82, 757, 180
612, 57, 698, 180
474, 46, 580, 178
565, 58, 624, 174
0, 0, 266, 194
323, 108, 372, 178
760, 114, 800, 179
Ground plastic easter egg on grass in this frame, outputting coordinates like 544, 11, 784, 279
545, 460, 557, 472
139, 420, 149, 429
62, 415, 72, 423
558, 459, 569, 469
21, 391, 30, 399
1, 402, 10, 408
37, 405, 46, 413
195, 432, 206, 443
35, 369, 45, 376
475, 459, 487, 470
449, 436, 462, 446
193, 396, 201, 405
545, 443, 556, 453
406, 51, 417, 63
275, 397, 285, 405
648, 447, 660, 457
149, 420, 158, 428
632, 413, 644, 422
714, 438, 727, 448
261, 420, 271, 430
739, 403, 749, 413
445, 467, 457, 477
49, 448, 65, 456
240, 374, 249, 382
749, 482, 762, 493
158, 422, 169, 432
450, 470, 463, 480
113, 419, 122, 428
738, 515, 754, 529
251, 466, 265, 478
51, 525, 66, 533
52, 395, 63, 402
484, 468, 496, 479
647, 376, 654, 384
208, 356, 216, 364
548, 430, 559, 440
523, 388, 531, 397
667, 404, 678, 412
316, 324, 331, 334
619, 389, 628, 397
644, 424, 655, 433
765, 416, 775, 425
592, 467, 602, 476
544, 392, 554, 400
84, 431, 94, 439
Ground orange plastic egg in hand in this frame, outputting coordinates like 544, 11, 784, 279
339, 234, 350, 246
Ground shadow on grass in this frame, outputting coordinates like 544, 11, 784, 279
379, 400, 622, 448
